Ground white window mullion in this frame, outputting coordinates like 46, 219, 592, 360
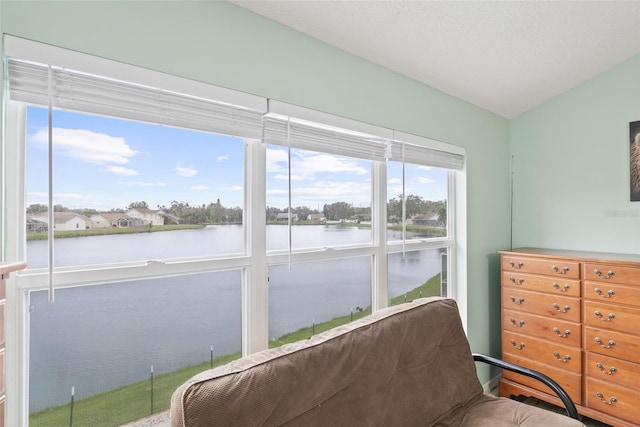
372, 161, 388, 311
3, 103, 29, 427
243, 139, 268, 355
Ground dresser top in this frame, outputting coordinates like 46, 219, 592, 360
500, 247, 640, 264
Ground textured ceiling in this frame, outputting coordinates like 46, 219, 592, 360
230, 1, 640, 118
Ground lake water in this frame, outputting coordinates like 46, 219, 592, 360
27, 225, 443, 412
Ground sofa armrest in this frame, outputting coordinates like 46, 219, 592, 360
472, 353, 580, 420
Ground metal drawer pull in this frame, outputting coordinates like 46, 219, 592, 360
553, 327, 571, 338
509, 261, 525, 269
594, 288, 615, 298
510, 318, 525, 327
509, 277, 525, 285
595, 337, 615, 349
594, 269, 615, 279
594, 310, 615, 321
552, 265, 570, 274
510, 296, 525, 305
509, 339, 525, 350
552, 283, 570, 292
553, 352, 571, 363
596, 363, 617, 375
552, 303, 570, 313
596, 392, 617, 405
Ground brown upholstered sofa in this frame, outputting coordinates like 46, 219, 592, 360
170, 297, 585, 426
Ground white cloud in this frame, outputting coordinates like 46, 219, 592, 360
55, 193, 84, 200
107, 166, 138, 176
230, 185, 243, 191
292, 153, 367, 178
415, 177, 435, 184
417, 165, 433, 171
388, 186, 404, 196
216, 155, 229, 162
266, 148, 288, 173
118, 181, 167, 187
31, 127, 138, 165
176, 166, 198, 177
27, 191, 48, 200
273, 174, 309, 181
191, 185, 210, 190
388, 178, 403, 185
267, 149, 368, 180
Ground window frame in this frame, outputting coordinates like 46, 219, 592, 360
2, 35, 466, 426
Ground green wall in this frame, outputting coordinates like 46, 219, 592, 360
510, 55, 640, 254
1, 1, 510, 382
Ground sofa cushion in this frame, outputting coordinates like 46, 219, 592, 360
171, 297, 484, 426
460, 395, 585, 427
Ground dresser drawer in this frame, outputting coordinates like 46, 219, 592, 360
584, 300, 640, 335
584, 280, 640, 306
585, 327, 640, 364
584, 263, 640, 286
502, 272, 580, 296
502, 256, 580, 279
586, 377, 640, 425
502, 353, 581, 404
502, 331, 581, 373
586, 352, 640, 391
502, 289, 580, 322
503, 309, 581, 346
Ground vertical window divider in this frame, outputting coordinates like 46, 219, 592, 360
371, 161, 388, 311
287, 118, 292, 271
401, 140, 406, 257
47, 65, 54, 303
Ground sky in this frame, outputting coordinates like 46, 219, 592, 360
26, 107, 447, 212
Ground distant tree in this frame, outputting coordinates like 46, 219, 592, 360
26, 204, 49, 215
437, 206, 447, 225
295, 206, 311, 221
323, 202, 353, 221
387, 196, 402, 222
227, 207, 243, 224
128, 201, 149, 210
53, 204, 69, 212
77, 208, 98, 216
266, 206, 281, 221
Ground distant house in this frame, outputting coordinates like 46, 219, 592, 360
411, 214, 442, 227
308, 213, 326, 222
275, 212, 298, 221
127, 208, 164, 226
91, 213, 145, 228
26, 216, 48, 233
32, 212, 91, 231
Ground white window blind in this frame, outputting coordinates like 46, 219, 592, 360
263, 113, 464, 170
263, 114, 390, 162
6, 59, 265, 139
387, 140, 464, 170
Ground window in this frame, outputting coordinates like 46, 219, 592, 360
29, 271, 242, 423
25, 108, 246, 269
265, 145, 372, 250
2, 36, 464, 426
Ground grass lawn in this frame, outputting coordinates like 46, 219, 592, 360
27, 224, 204, 241
30, 273, 441, 426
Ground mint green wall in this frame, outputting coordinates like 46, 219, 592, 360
511, 55, 640, 254
1, 1, 510, 381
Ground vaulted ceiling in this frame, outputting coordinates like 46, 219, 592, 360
231, 1, 640, 118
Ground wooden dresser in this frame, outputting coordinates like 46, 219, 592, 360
0, 262, 25, 427
499, 248, 640, 427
